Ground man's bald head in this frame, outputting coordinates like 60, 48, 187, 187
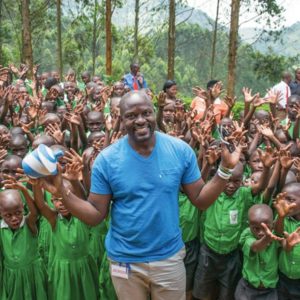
119, 91, 153, 117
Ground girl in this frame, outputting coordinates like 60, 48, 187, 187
33, 178, 99, 300
0, 179, 47, 300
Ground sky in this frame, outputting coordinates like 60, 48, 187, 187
187, 0, 300, 28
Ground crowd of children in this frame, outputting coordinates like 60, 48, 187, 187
0, 63, 299, 300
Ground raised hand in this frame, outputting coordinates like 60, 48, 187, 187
262, 89, 280, 105
157, 91, 167, 107
205, 145, 222, 165
279, 147, 294, 169
64, 112, 81, 125
100, 86, 112, 104
284, 227, 300, 249
258, 147, 278, 168
257, 124, 274, 139
46, 123, 64, 144
223, 95, 236, 109
242, 87, 259, 103
0, 149, 7, 164
2, 174, 27, 192
274, 192, 296, 218
192, 86, 209, 102
261, 223, 283, 241
63, 148, 82, 165
210, 81, 223, 99
20, 121, 34, 134
63, 162, 83, 181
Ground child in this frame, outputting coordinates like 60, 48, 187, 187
0, 186, 47, 300
193, 156, 275, 300
33, 179, 99, 300
274, 183, 300, 299
235, 204, 282, 300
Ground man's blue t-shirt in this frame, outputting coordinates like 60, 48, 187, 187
90, 131, 201, 263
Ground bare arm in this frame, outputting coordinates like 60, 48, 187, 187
183, 174, 227, 210
33, 183, 57, 230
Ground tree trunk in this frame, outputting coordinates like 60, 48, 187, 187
0, 0, 3, 66
210, 0, 220, 79
227, 0, 240, 98
105, 0, 112, 76
167, 0, 175, 80
133, 0, 140, 61
20, 0, 33, 78
56, 0, 62, 80
92, 0, 98, 75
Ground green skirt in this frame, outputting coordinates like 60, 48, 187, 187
48, 255, 99, 300
2, 259, 47, 300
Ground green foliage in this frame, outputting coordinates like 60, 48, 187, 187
251, 50, 299, 83
0, 0, 298, 99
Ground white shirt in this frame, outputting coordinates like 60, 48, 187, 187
272, 81, 291, 109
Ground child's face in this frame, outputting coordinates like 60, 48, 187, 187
1, 202, 24, 230
282, 188, 300, 217
87, 115, 104, 132
249, 151, 263, 172
163, 103, 175, 123
1, 160, 20, 179
244, 171, 262, 187
113, 83, 125, 97
52, 197, 70, 218
249, 217, 273, 240
224, 173, 242, 196
10, 139, 27, 158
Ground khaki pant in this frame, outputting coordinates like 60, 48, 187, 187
110, 248, 186, 300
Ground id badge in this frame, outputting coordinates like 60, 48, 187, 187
111, 263, 130, 279
229, 210, 238, 225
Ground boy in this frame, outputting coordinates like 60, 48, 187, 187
235, 204, 282, 300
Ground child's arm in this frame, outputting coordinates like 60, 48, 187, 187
33, 181, 57, 230
293, 104, 300, 141
274, 192, 296, 235
262, 160, 281, 204
278, 148, 294, 192
251, 147, 277, 195
282, 227, 300, 252
2, 176, 38, 235
251, 223, 283, 252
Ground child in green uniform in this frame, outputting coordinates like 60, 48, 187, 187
33, 181, 99, 300
235, 204, 283, 300
274, 183, 300, 299
193, 158, 275, 300
0, 188, 47, 300
179, 191, 200, 300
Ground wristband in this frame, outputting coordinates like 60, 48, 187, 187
217, 166, 232, 180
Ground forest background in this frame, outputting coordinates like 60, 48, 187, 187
0, 0, 299, 105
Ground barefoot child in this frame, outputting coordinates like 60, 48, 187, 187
0, 186, 47, 300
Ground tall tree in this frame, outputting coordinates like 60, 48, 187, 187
167, 0, 175, 80
56, 0, 62, 79
133, 0, 140, 61
105, 0, 112, 76
92, 0, 98, 75
20, 0, 33, 77
227, 0, 240, 98
210, 0, 220, 79
0, 0, 3, 65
